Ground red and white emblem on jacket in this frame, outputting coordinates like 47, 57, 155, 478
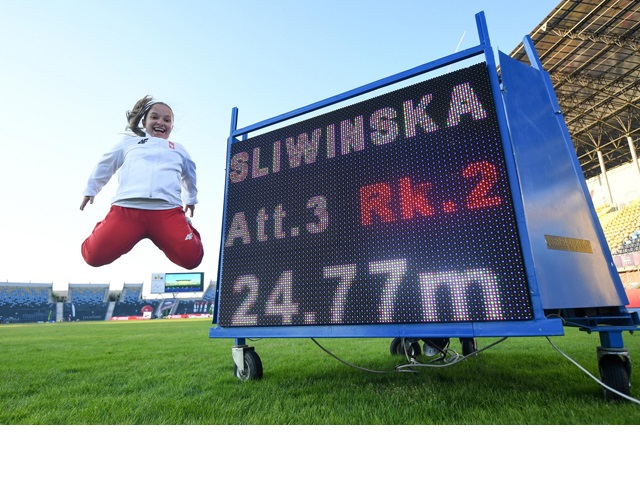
169, 141, 175, 149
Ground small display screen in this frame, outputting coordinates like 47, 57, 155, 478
217, 63, 533, 327
164, 272, 204, 293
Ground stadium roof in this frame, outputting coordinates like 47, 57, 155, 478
510, 0, 640, 180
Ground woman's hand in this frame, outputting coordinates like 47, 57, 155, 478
184, 204, 195, 217
80, 196, 94, 211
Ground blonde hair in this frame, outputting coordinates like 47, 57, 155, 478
126, 95, 173, 136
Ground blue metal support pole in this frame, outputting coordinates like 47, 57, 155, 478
599, 331, 625, 349
475, 12, 546, 321
212, 107, 239, 324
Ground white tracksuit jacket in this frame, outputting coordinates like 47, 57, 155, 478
83, 133, 198, 208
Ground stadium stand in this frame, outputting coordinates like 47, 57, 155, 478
595, 200, 640, 292
0, 282, 55, 323
203, 281, 216, 301
111, 283, 161, 318
617, 230, 640, 255
64, 284, 110, 321
600, 200, 640, 255
170, 281, 216, 316
0, 280, 216, 323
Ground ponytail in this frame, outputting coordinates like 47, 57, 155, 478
126, 96, 171, 137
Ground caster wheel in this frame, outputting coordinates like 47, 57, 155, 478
407, 341, 422, 357
390, 338, 403, 355
234, 348, 263, 381
390, 338, 421, 357
460, 338, 478, 356
599, 354, 630, 401
423, 338, 449, 356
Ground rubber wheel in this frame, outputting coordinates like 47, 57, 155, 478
234, 349, 263, 381
599, 355, 630, 401
390, 338, 421, 357
390, 338, 403, 355
423, 338, 449, 356
408, 342, 421, 357
461, 338, 478, 356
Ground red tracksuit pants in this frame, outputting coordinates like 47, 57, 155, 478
81, 206, 204, 270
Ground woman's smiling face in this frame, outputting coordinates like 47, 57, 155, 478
143, 103, 174, 139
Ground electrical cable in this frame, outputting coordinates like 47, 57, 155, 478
310, 336, 509, 374
395, 336, 508, 372
545, 336, 640, 405
311, 334, 640, 404
544, 312, 640, 403
310, 338, 392, 374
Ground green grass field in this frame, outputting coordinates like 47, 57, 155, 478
1, 318, 640, 424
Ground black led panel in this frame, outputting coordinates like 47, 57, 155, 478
218, 63, 533, 327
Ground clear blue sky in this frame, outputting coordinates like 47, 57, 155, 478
0, 0, 559, 294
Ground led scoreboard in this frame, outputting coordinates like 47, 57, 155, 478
217, 62, 533, 327
212, 11, 639, 394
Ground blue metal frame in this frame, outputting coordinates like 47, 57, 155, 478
230, 43, 484, 140
523, 35, 626, 304
476, 14, 546, 322
502, 35, 638, 348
